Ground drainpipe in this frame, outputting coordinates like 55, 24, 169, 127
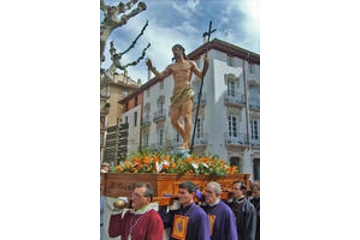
243, 54, 251, 150
139, 98, 143, 153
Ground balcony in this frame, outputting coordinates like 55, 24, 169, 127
100, 132, 105, 146
249, 97, 260, 110
247, 72, 260, 83
250, 138, 260, 147
153, 109, 166, 122
142, 115, 151, 126
150, 142, 164, 151
224, 91, 246, 108
193, 132, 208, 146
224, 132, 249, 146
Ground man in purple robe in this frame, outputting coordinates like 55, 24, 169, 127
159, 181, 210, 240
201, 181, 238, 240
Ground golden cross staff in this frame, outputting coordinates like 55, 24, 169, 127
190, 20, 216, 154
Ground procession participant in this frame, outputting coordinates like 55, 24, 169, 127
159, 181, 210, 240
146, 44, 209, 150
250, 181, 260, 240
100, 176, 105, 240
108, 182, 164, 240
100, 162, 110, 173
201, 181, 238, 240
227, 180, 257, 240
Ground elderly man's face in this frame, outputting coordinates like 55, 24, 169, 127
204, 185, 219, 205
131, 186, 150, 210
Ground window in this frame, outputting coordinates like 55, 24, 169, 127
159, 129, 164, 146
249, 63, 254, 74
251, 119, 260, 140
194, 116, 205, 140
158, 98, 165, 114
144, 105, 150, 121
125, 116, 128, 123
123, 91, 128, 97
196, 118, 201, 138
249, 88, 259, 99
249, 87, 260, 109
143, 131, 149, 147
228, 115, 237, 137
227, 55, 234, 67
227, 80, 236, 97
134, 96, 138, 106
134, 112, 137, 127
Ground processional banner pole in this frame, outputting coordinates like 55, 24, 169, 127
190, 20, 216, 154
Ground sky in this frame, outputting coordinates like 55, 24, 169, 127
101, 0, 260, 84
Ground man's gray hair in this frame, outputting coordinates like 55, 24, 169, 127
207, 181, 222, 194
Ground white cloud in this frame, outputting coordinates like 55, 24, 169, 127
234, 0, 260, 53
171, 0, 201, 19
186, 0, 200, 9
175, 21, 199, 36
241, 0, 260, 32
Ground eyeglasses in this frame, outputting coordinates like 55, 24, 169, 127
132, 192, 146, 198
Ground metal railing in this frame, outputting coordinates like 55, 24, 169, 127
153, 109, 166, 122
192, 132, 208, 146
142, 115, 151, 125
249, 97, 260, 109
224, 132, 249, 145
250, 138, 260, 147
224, 91, 246, 106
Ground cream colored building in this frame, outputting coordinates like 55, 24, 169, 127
100, 71, 141, 164
107, 72, 141, 127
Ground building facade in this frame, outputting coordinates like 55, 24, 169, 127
119, 39, 260, 180
100, 70, 141, 164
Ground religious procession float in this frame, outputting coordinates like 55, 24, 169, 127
101, 151, 251, 206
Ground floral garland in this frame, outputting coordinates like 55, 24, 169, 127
111, 152, 238, 176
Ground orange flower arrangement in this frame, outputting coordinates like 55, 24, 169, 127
112, 151, 238, 176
